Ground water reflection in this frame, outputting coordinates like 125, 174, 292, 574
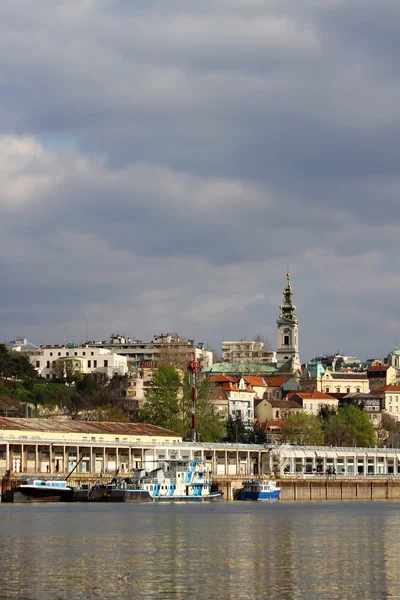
0, 502, 399, 599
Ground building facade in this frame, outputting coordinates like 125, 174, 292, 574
301, 362, 370, 394
0, 418, 268, 477
208, 375, 256, 424
288, 390, 339, 415
30, 345, 129, 380
367, 364, 396, 391
221, 340, 276, 364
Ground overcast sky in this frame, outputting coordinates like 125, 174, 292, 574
1, 0, 400, 361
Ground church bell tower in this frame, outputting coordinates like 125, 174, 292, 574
277, 271, 301, 372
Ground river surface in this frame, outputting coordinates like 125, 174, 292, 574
0, 501, 399, 599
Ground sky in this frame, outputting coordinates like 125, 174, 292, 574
1, 0, 400, 362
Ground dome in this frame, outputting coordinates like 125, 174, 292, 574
388, 346, 400, 357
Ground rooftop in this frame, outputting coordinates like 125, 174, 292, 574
203, 362, 278, 375
0, 418, 178, 437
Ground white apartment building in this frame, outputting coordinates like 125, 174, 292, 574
30, 345, 128, 380
88, 333, 213, 371
222, 340, 276, 364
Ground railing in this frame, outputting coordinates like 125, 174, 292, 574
0, 435, 272, 450
280, 473, 400, 480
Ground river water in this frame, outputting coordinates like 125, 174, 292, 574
0, 501, 398, 599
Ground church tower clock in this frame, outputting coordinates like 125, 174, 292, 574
276, 272, 301, 372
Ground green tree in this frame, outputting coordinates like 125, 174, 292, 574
225, 414, 249, 443
322, 414, 355, 447
283, 412, 324, 445
318, 405, 337, 422
140, 365, 181, 431
337, 404, 375, 447
0, 345, 36, 380
0, 344, 11, 377
51, 358, 83, 385
247, 421, 267, 444
377, 413, 398, 445
180, 374, 225, 442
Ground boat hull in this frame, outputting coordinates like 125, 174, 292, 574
241, 490, 281, 501
74, 487, 223, 502
13, 486, 74, 503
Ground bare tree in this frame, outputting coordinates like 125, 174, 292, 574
253, 335, 272, 351
158, 341, 191, 371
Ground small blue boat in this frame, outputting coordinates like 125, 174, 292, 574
241, 479, 281, 501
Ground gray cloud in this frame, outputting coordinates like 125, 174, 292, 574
1, 0, 400, 361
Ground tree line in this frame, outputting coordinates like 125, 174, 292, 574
281, 404, 397, 447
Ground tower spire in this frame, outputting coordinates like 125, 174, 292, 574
276, 271, 300, 373
279, 270, 298, 323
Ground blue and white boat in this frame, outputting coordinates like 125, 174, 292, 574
75, 459, 222, 502
241, 479, 281, 501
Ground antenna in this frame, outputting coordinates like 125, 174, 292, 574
64, 316, 67, 347
85, 313, 88, 344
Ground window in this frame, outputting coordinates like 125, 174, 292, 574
74, 352, 77, 356
50, 352, 53, 357
336, 388, 340, 393
87, 360, 91, 368
83, 352, 86, 356
36, 361, 40, 368
356, 388, 360, 393
325, 387, 330, 393
93, 360, 97, 368
347, 388, 351, 394
104, 360, 108, 367
91, 352, 94, 356
58, 352, 61, 356
66, 352, 69, 356
46, 361, 50, 368
284, 335, 290, 346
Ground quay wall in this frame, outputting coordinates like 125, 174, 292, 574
278, 479, 400, 501
4, 474, 400, 502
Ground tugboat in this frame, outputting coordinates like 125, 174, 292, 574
74, 459, 223, 502
240, 479, 281, 501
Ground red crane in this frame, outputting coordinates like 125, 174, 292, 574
189, 352, 201, 442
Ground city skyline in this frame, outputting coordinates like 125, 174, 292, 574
1, 2, 400, 361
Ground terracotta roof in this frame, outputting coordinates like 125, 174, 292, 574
243, 376, 266, 387
290, 390, 338, 401
265, 419, 285, 428
374, 385, 400, 393
264, 375, 292, 387
0, 418, 178, 437
222, 382, 254, 392
330, 373, 367, 379
212, 388, 228, 401
367, 365, 390, 372
207, 374, 238, 383
268, 399, 302, 409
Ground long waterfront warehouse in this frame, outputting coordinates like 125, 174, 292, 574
1, 418, 400, 478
